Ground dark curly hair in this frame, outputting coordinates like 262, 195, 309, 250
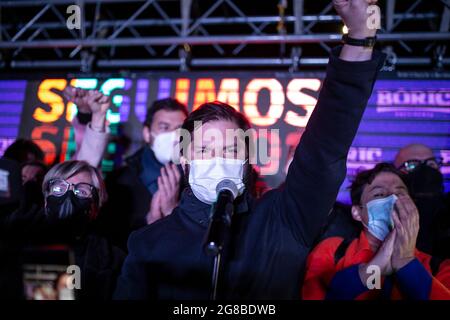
3, 139, 44, 164
144, 98, 188, 128
350, 162, 407, 205
180, 101, 256, 192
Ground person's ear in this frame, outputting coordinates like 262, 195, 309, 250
351, 205, 363, 222
142, 126, 151, 144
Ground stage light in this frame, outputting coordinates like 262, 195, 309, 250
342, 25, 348, 34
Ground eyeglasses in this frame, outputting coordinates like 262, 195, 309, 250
48, 179, 96, 199
398, 157, 443, 173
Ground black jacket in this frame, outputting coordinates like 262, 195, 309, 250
316, 202, 362, 244
114, 47, 386, 300
99, 147, 185, 249
1, 205, 125, 300
97, 148, 153, 248
72, 234, 126, 300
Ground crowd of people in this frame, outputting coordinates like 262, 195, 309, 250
0, 0, 449, 300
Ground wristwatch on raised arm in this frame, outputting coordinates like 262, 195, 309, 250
341, 34, 377, 48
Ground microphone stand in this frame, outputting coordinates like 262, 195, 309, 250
204, 195, 232, 301
204, 181, 237, 301
206, 200, 227, 301
210, 252, 221, 300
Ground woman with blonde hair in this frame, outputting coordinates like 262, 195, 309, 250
2, 160, 124, 300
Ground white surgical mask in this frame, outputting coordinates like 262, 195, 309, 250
365, 194, 397, 241
151, 131, 178, 165
188, 157, 246, 204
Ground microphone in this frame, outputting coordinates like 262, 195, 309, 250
203, 179, 238, 256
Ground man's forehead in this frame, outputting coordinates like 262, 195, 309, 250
195, 119, 239, 130
154, 109, 186, 121
398, 145, 434, 162
365, 172, 406, 191
193, 138, 240, 148
193, 123, 244, 138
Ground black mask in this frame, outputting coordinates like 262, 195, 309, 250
23, 180, 44, 207
45, 191, 93, 237
403, 164, 446, 255
403, 164, 444, 198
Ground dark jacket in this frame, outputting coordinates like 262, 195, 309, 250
114, 47, 386, 300
1, 205, 125, 300
316, 202, 361, 245
72, 234, 126, 300
428, 192, 450, 258
97, 147, 157, 248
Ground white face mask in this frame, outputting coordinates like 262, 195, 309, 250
151, 130, 179, 165
188, 157, 246, 204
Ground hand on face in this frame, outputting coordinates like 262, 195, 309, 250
362, 194, 419, 280
391, 194, 419, 270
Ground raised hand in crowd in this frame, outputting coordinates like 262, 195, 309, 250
63, 86, 111, 132
333, 0, 379, 61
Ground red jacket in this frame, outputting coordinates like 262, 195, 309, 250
302, 231, 450, 300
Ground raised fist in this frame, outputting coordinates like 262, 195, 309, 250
333, 0, 379, 38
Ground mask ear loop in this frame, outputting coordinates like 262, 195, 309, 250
183, 162, 191, 194
242, 160, 254, 192
358, 204, 370, 230
389, 203, 398, 230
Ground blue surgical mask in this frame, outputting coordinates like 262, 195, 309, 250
364, 194, 397, 241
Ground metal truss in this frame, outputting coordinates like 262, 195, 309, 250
0, 0, 449, 71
